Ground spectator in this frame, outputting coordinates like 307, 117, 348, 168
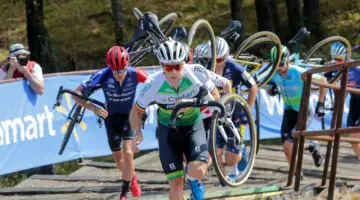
4, 43, 44, 94
3, 44, 52, 174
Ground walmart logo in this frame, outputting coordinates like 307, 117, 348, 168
55, 93, 87, 143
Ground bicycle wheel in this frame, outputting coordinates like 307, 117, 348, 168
59, 104, 82, 155
209, 94, 257, 187
254, 96, 260, 154
129, 12, 177, 66
301, 36, 352, 91
234, 32, 282, 93
187, 19, 216, 72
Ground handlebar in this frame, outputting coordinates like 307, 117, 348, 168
168, 99, 226, 129
54, 87, 107, 110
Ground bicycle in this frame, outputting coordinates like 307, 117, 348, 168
54, 86, 106, 155
168, 86, 257, 187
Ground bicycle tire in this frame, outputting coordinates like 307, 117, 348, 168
234, 31, 282, 93
187, 19, 216, 72
255, 96, 260, 154
302, 36, 352, 91
209, 94, 257, 187
130, 12, 177, 66
59, 104, 82, 155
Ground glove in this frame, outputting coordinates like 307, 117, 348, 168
315, 101, 325, 118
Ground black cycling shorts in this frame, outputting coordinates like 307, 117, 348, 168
347, 94, 360, 127
157, 120, 208, 180
104, 113, 133, 152
280, 109, 298, 143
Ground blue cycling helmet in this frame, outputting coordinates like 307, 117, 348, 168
330, 42, 347, 61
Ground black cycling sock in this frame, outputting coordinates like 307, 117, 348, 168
120, 180, 131, 197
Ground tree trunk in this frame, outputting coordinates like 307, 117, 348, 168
255, 0, 275, 32
26, 0, 58, 73
286, 0, 304, 38
303, 0, 320, 38
110, 0, 127, 46
270, 0, 280, 34
230, 0, 244, 47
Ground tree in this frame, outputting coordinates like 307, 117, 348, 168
303, 0, 321, 38
255, 0, 279, 33
26, 0, 58, 73
110, 0, 127, 45
286, 0, 304, 38
230, 0, 245, 47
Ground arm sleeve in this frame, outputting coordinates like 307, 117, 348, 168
192, 65, 216, 92
136, 67, 150, 83
135, 78, 157, 112
80, 69, 103, 94
0, 66, 6, 80
207, 70, 228, 88
31, 63, 44, 81
228, 59, 255, 89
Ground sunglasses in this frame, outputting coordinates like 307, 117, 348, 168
112, 68, 127, 75
279, 62, 286, 67
163, 64, 182, 72
216, 57, 225, 63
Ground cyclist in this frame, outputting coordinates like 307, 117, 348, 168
267, 45, 326, 169
328, 42, 360, 160
209, 37, 259, 181
130, 40, 220, 200
72, 46, 149, 200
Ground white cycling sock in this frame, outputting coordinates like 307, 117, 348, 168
229, 165, 239, 176
186, 174, 196, 181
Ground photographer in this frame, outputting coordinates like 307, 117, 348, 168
4, 43, 44, 94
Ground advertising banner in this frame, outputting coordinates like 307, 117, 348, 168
0, 68, 349, 175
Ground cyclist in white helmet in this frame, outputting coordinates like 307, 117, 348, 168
130, 39, 221, 200
329, 42, 360, 160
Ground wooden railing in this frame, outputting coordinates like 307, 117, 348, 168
286, 60, 360, 200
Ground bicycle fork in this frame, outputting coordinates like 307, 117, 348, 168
218, 117, 243, 145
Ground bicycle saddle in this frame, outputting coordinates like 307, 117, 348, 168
170, 26, 187, 41
288, 27, 310, 44
220, 20, 242, 38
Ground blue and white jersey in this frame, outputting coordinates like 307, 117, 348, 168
81, 66, 149, 115
222, 57, 256, 94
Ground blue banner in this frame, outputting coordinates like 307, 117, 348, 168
0, 68, 350, 175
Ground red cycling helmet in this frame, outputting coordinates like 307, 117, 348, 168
106, 46, 129, 71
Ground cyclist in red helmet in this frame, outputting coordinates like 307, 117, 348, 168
73, 46, 149, 200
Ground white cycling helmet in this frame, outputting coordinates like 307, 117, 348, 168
156, 39, 187, 64
194, 44, 209, 59
330, 42, 347, 61
208, 37, 229, 58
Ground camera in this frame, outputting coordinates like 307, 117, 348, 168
16, 55, 29, 66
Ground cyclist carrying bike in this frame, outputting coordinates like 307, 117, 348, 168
328, 42, 360, 160
130, 40, 220, 200
209, 37, 259, 181
267, 45, 326, 170
72, 46, 149, 200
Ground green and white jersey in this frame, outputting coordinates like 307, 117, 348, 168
135, 64, 216, 127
